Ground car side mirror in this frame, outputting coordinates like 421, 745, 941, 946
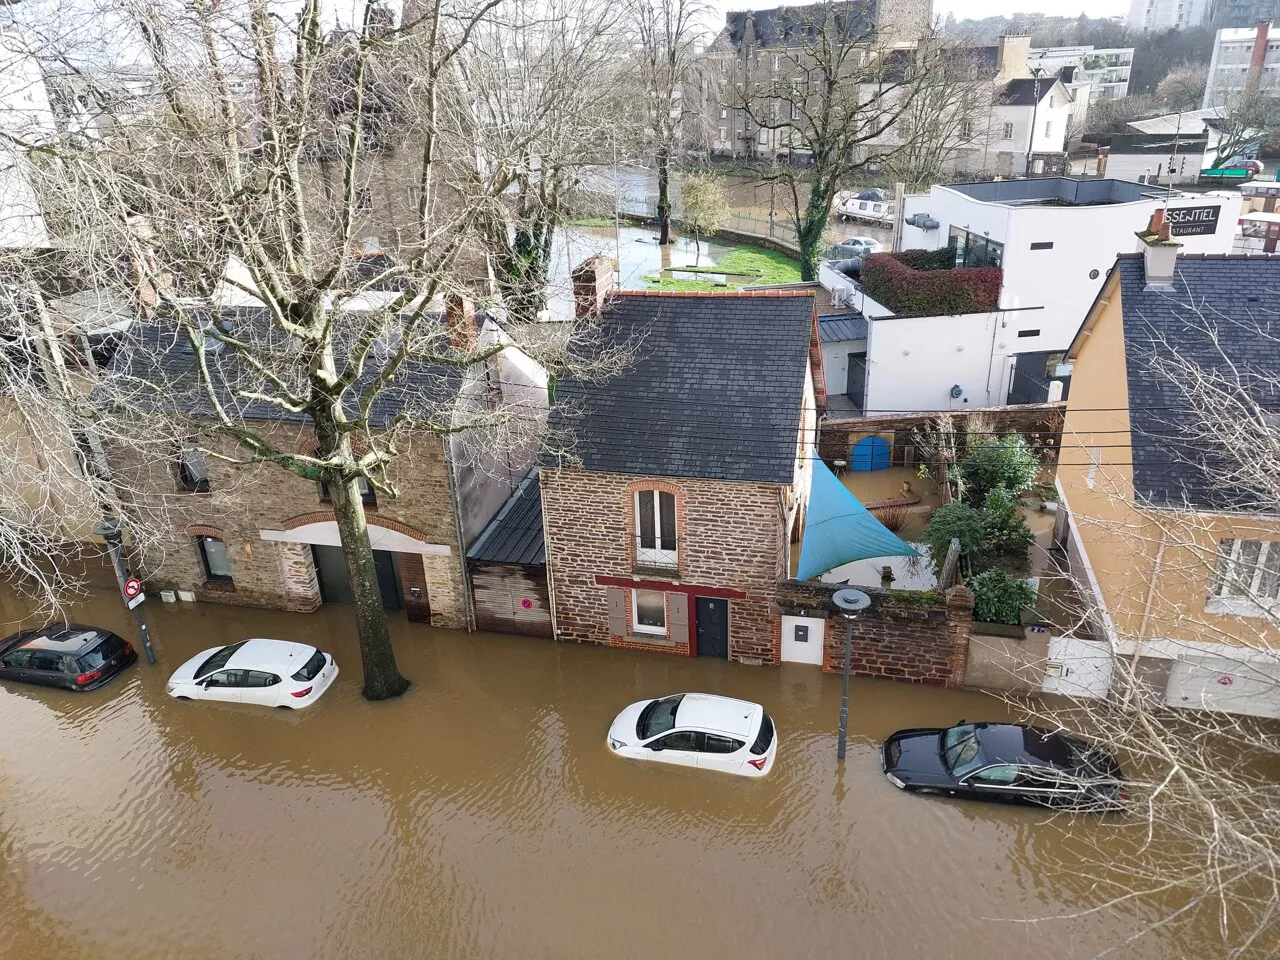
648, 743, 663, 752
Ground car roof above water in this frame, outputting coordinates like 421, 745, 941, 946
9, 623, 112, 655
675, 694, 760, 739
225, 638, 316, 673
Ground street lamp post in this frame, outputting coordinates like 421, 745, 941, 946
832, 588, 871, 761
93, 517, 157, 665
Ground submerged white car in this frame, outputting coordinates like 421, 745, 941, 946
607, 693, 777, 778
166, 639, 338, 709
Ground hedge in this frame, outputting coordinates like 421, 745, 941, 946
860, 251, 1001, 318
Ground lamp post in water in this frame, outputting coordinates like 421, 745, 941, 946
93, 516, 157, 665
832, 588, 871, 761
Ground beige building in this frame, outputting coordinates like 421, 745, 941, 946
1057, 234, 1280, 717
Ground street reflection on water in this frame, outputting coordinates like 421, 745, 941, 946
0, 580, 1219, 960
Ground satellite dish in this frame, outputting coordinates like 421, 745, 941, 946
832, 588, 871, 613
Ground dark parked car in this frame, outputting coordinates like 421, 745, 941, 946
882, 722, 1126, 810
0, 624, 137, 691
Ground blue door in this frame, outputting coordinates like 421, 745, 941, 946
850, 436, 890, 471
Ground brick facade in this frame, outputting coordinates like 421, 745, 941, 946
776, 580, 976, 687
540, 464, 789, 664
109, 422, 468, 628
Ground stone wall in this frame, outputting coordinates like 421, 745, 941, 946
540, 465, 788, 664
108, 421, 467, 628
776, 580, 975, 686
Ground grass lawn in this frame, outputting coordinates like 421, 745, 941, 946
642, 243, 801, 291
564, 216, 619, 228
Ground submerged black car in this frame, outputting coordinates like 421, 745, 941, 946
882, 722, 1126, 810
0, 624, 137, 692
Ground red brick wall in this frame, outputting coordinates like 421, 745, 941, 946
777, 581, 975, 686
540, 465, 788, 664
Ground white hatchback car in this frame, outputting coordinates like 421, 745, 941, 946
607, 693, 777, 777
167, 639, 338, 709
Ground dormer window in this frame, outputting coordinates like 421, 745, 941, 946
178, 446, 210, 493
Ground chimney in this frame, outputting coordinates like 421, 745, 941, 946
996, 32, 1032, 83
1247, 20, 1271, 92
571, 254, 615, 319
444, 293, 477, 353
1137, 209, 1181, 289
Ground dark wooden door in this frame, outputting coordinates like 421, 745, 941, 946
846, 353, 867, 411
695, 597, 729, 658
313, 544, 402, 609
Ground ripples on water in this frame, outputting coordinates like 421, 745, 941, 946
0, 589, 1219, 959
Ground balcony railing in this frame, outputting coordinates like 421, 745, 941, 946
635, 536, 679, 571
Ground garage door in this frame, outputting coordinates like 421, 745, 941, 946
1165, 657, 1280, 719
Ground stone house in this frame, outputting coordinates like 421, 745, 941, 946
539, 286, 824, 665
106, 296, 546, 631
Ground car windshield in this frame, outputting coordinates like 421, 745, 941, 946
77, 634, 126, 671
637, 695, 684, 740
942, 724, 985, 777
195, 641, 247, 679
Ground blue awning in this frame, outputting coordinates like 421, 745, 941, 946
797, 457, 920, 581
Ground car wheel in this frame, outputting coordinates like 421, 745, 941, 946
275, 705, 293, 710
176, 695, 192, 701
913, 786, 939, 795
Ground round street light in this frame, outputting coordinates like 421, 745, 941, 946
832, 588, 871, 761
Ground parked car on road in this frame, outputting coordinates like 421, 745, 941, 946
167, 639, 338, 709
882, 721, 1125, 810
828, 236, 882, 260
606, 693, 777, 777
0, 624, 136, 691
1225, 156, 1265, 174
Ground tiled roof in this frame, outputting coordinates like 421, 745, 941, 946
818, 313, 867, 343
107, 310, 463, 428
544, 291, 815, 485
1116, 254, 1280, 512
466, 470, 545, 565
716, 5, 872, 50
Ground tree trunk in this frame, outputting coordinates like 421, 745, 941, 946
797, 183, 834, 282
656, 145, 672, 245
313, 399, 409, 702
328, 472, 411, 700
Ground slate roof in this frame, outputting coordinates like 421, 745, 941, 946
1001, 77, 1060, 106
716, 5, 872, 50
466, 471, 545, 566
818, 313, 868, 343
107, 310, 463, 428
1106, 133, 1209, 155
544, 292, 815, 485
1114, 254, 1280, 512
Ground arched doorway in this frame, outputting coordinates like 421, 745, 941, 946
850, 435, 890, 471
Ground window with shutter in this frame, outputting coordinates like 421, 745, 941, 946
1208, 538, 1280, 617
634, 490, 678, 569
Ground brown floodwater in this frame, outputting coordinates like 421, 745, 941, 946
0, 574, 1239, 960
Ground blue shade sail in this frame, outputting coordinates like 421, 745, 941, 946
797, 457, 920, 581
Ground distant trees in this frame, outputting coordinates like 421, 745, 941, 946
679, 172, 727, 263
1156, 64, 1209, 110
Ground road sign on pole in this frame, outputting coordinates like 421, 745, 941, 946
123, 577, 142, 600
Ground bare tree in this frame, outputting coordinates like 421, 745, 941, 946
628, 0, 708, 245
723, 3, 936, 280
11, 0, 623, 699
457, 0, 628, 323
1207, 87, 1275, 169
1031, 294, 1280, 957
1156, 63, 1208, 111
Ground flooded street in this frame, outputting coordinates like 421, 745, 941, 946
0, 578, 1222, 960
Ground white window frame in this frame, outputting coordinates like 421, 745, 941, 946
634, 490, 678, 568
719, 125, 727, 142
632, 589, 667, 636
1002, 121, 1014, 141
758, 128, 769, 145
1044, 120, 1053, 140
720, 107, 727, 119
1208, 538, 1280, 617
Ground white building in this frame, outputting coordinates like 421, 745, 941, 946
1028, 45, 1135, 101
1127, 0, 1209, 30
820, 178, 1241, 415
1203, 20, 1280, 107
0, 20, 55, 248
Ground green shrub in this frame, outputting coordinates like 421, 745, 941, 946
923, 502, 991, 575
960, 434, 1040, 504
860, 252, 1001, 317
967, 569, 1036, 625
981, 487, 1033, 566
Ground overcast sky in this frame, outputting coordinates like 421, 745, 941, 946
933, 0, 1127, 15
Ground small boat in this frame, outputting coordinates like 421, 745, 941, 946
834, 190, 895, 224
